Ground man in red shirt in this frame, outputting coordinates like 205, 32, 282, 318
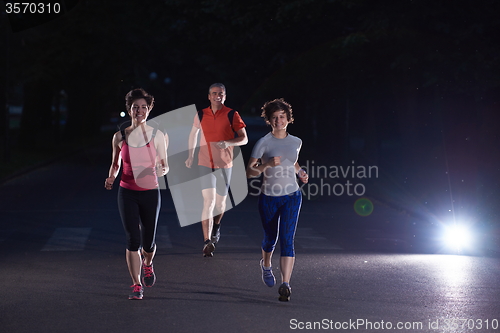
185, 83, 248, 256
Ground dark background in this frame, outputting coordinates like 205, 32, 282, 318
1, 0, 499, 235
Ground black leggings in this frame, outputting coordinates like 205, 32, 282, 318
117, 186, 160, 252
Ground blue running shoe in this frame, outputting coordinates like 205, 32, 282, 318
278, 282, 291, 301
260, 259, 275, 287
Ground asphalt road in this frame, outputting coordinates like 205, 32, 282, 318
0, 143, 499, 333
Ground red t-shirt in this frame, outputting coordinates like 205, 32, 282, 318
193, 105, 246, 169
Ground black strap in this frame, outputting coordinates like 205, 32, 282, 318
118, 120, 159, 142
211, 166, 235, 209
220, 167, 236, 209
227, 109, 235, 129
198, 109, 236, 133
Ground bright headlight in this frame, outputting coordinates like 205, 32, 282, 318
443, 224, 472, 249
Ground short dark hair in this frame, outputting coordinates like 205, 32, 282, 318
208, 83, 226, 94
261, 98, 294, 123
125, 88, 154, 111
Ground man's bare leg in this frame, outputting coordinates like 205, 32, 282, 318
201, 188, 216, 256
211, 193, 227, 243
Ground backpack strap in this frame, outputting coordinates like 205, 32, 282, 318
228, 109, 235, 131
197, 108, 236, 133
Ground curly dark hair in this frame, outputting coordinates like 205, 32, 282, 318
125, 88, 155, 111
260, 98, 294, 124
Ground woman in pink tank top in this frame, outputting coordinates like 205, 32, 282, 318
104, 88, 169, 300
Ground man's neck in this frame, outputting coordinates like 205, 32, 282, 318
210, 104, 224, 113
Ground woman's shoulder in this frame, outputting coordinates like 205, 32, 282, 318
260, 132, 273, 141
111, 130, 125, 149
254, 132, 273, 145
286, 133, 302, 143
113, 130, 123, 142
251, 133, 271, 155
153, 129, 166, 143
155, 128, 165, 136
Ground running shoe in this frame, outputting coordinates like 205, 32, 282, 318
260, 259, 275, 287
203, 240, 215, 257
129, 284, 143, 300
142, 262, 156, 287
211, 224, 221, 244
278, 282, 291, 302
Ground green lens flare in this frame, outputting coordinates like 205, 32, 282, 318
354, 198, 374, 216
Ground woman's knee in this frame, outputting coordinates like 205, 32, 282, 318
261, 242, 276, 253
127, 240, 141, 252
142, 243, 156, 253
262, 233, 278, 253
280, 246, 295, 257
280, 239, 295, 257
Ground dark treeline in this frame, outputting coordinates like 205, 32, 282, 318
1, 0, 500, 222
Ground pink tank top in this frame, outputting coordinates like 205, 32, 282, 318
120, 138, 158, 191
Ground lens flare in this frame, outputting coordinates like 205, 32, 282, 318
354, 198, 374, 216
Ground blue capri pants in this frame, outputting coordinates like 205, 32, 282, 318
258, 189, 302, 257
